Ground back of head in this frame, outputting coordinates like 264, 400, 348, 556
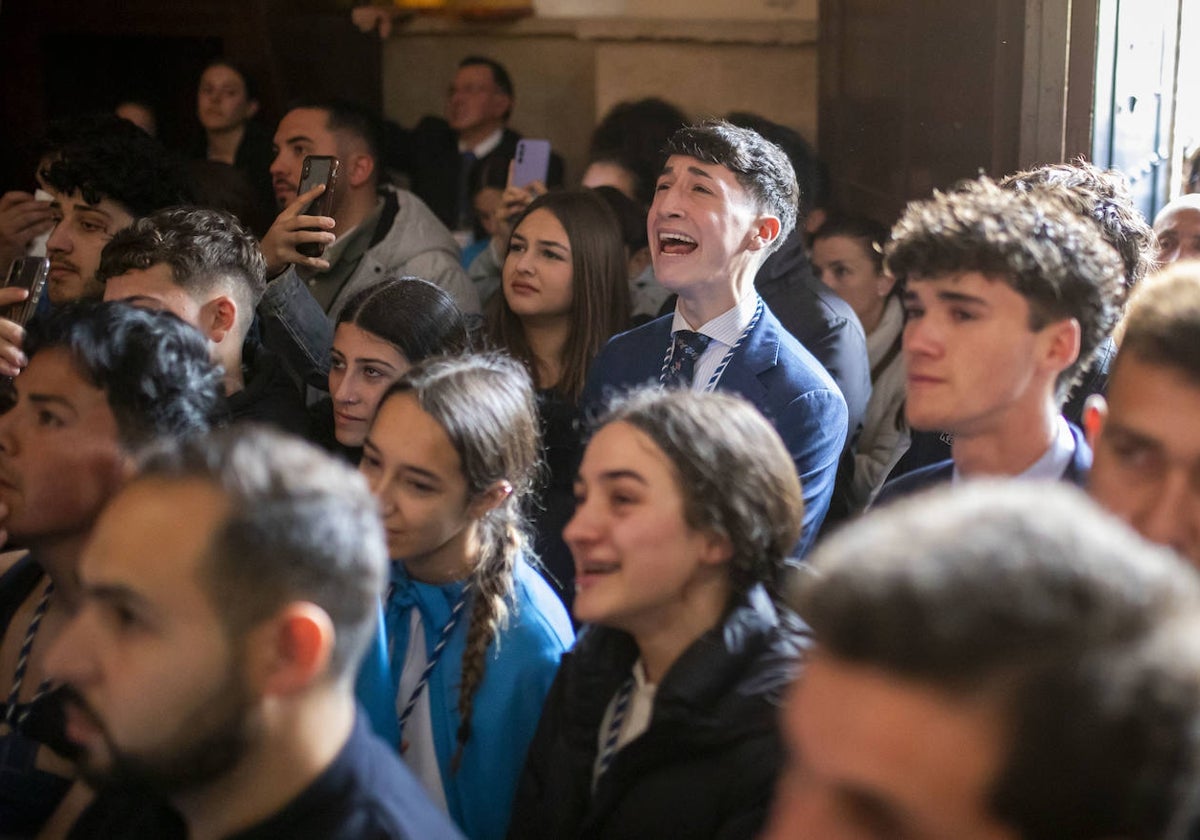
1116, 261, 1200, 388
795, 481, 1200, 840
337, 276, 470, 364
43, 114, 191, 217
589, 97, 689, 207
98, 206, 267, 335
666, 120, 799, 251
24, 301, 222, 450
1001, 160, 1155, 292
887, 176, 1127, 398
600, 388, 803, 603
136, 425, 386, 682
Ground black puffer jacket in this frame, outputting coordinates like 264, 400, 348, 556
508, 586, 808, 840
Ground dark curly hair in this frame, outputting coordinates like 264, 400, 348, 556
42, 114, 191, 217
24, 301, 223, 449
664, 120, 799, 254
1001, 160, 1155, 292
887, 176, 1126, 398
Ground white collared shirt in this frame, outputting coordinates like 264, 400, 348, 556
669, 294, 759, 392
458, 127, 504, 159
951, 415, 1077, 483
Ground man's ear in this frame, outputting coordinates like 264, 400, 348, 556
467, 479, 512, 521
1041, 317, 1083, 375
698, 530, 734, 567
248, 603, 336, 697
346, 152, 376, 190
803, 207, 828, 236
1083, 393, 1109, 448
747, 216, 783, 252
201, 295, 238, 345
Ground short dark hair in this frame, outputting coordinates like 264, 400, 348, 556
794, 481, 1200, 840
599, 388, 803, 604
97, 206, 267, 338
726, 111, 830, 220
42, 114, 191, 217
665, 120, 799, 253
24, 301, 222, 450
136, 426, 387, 681
285, 98, 383, 167
337, 276, 470, 364
887, 176, 1126, 398
1115, 261, 1200, 388
1001, 160, 1155, 292
458, 55, 514, 99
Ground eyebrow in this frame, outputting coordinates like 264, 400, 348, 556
354, 356, 399, 369
903, 287, 989, 308
84, 581, 160, 619
28, 393, 79, 418
576, 469, 649, 485
283, 134, 315, 147
513, 232, 570, 253
361, 438, 442, 481
658, 163, 716, 182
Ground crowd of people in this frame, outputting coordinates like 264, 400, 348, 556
1, 43, 1200, 840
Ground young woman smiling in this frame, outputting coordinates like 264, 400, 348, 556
487, 189, 631, 607
508, 388, 808, 840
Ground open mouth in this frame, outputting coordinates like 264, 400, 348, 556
575, 559, 620, 588
658, 232, 698, 256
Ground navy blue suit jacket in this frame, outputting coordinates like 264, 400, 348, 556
873, 421, 1092, 506
582, 303, 849, 557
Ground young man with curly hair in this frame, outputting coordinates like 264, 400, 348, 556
874, 177, 1126, 502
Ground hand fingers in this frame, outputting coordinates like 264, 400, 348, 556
0, 286, 31, 306
0, 318, 29, 378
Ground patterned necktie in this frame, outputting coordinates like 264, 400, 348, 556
663, 330, 711, 388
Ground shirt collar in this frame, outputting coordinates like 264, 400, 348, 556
459, 127, 504, 158
669, 293, 759, 349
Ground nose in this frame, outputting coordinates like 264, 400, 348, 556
45, 217, 70, 256
562, 495, 600, 553
332, 370, 359, 406
44, 607, 98, 688
652, 182, 684, 219
902, 313, 942, 360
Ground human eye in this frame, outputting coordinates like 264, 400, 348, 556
948, 307, 975, 323
1109, 433, 1162, 474
329, 354, 345, 371
80, 219, 106, 234
36, 408, 65, 428
405, 477, 438, 495
359, 452, 381, 473
363, 365, 388, 379
541, 248, 565, 261
902, 301, 924, 320
508, 239, 527, 254
691, 183, 712, 195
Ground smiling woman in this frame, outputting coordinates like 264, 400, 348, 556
509, 387, 809, 840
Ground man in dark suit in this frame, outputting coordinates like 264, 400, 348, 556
584, 121, 848, 556
873, 177, 1126, 504
397, 56, 563, 238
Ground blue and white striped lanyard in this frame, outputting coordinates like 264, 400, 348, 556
658, 298, 764, 393
391, 581, 472, 739
3, 580, 54, 729
594, 676, 635, 788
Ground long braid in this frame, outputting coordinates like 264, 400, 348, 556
451, 509, 520, 772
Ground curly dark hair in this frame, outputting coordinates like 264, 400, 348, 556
97, 206, 267, 339
24, 301, 223, 449
664, 120, 799, 253
887, 176, 1126, 398
42, 114, 190, 217
1001, 160, 1155, 292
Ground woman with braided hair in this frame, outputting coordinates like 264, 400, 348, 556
355, 353, 574, 840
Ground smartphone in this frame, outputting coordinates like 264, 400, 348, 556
512, 139, 551, 189
2, 257, 49, 326
297, 155, 340, 258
